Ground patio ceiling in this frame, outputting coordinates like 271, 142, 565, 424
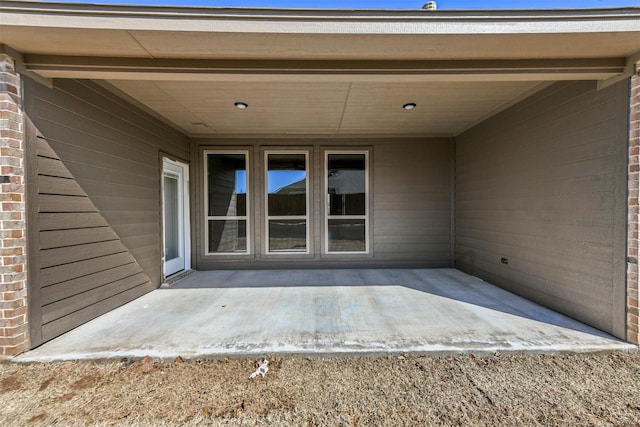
2, 1, 639, 137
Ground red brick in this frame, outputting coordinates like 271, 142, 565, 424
3, 341, 28, 357
0, 333, 25, 347
0, 315, 25, 328
0, 282, 25, 292
0, 299, 24, 310
11, 305, 27, 317
5, 322, 27, 337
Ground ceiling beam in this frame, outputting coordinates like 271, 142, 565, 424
24, 56, 626, 82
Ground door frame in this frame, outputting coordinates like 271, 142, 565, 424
162, 157, 191, 279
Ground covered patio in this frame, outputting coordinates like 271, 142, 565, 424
1, 2, 639, 358
17, 269, 634, 362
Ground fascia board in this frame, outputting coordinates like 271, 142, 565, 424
1, 1, 640, 35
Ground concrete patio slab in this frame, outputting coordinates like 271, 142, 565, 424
17, 269, 636, 362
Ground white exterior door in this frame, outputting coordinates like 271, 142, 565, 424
163, 159, 190, 278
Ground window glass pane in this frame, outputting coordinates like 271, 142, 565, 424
208, 220, 246, 253
328, 219, 365, 252
267, 153, 306, 216
163, 173, 180, 260
207, 153, 247, 217
269, 219, 307, 252
328, 154, 365, 216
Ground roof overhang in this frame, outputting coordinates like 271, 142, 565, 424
1, 1, 639, 136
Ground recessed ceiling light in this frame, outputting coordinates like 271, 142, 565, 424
403, 103, 417, 110
234, 102, 248, 109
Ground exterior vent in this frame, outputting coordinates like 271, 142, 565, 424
423, 1, 437, 10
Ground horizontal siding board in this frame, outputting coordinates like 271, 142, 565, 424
42, 272, 150, 324
36, 136, 60, 159
38, 175, 86, 197
107, 223, 158, 239
73, 179, 159, 200
41, 283, 153, 343
95, 211, 160, 226
464, 264, 611, 332
37, 157, 74, 179
455, 80, 627, 337
39, 212, 108, 231
60, 161, 158, 189
40, 240, 127, 269
58, 79, 188, 156
456, 234, 614, 273
34, 129, 158, 180
40, 140, 159, 183
39, 227, 118, 250
41, 262, 143, 305
456, 246, 613, 298
35, 95, 165, 159
40, 252, 137, 288
39, 194, 97, 213
88, 196, 158, 212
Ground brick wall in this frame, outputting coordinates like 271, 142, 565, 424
0, 54, 28, 356
628, 65, 640, 345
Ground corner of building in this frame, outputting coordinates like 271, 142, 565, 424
627, 62, 640, 345
0, 53, 29, 357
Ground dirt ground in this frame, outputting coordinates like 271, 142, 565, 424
2, 351, 640, 426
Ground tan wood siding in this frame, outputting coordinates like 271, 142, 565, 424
373, 140, 452, 265
194, 139, 452, 269
26, 78, 188, 287
455, 80, 628, 339
24, 77, 189, 346
33, 136, 154, 344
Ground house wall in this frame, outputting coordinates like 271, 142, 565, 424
456, 80, 629, 338
0, 54, 28, 356
193, 139, 453, 269
23, 77, 189, 346
628, 67, 639, 344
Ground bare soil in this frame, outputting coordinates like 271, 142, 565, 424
2, 351, 640, 426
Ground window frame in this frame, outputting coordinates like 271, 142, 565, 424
264, 150, 311, 255
203, 149, 251, 256
324, 150, 370, 255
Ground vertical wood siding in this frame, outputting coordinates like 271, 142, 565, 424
455, 80, 628, 338
194, 139, 452, 269
24, 78, 189, 346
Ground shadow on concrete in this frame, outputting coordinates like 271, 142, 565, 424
168, 268, 616, 340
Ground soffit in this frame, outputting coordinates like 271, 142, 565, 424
2, 27, 640, 61
1, 2, 639, 60
106, 79, 542, 136
2, 2, 638, 137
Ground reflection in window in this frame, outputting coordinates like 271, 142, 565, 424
328, 219, 366, 252
208, 220, 247, 253
266, 152, 308, 253
206, 152, 249, 254
326, 152, 368, 253
328, 154, 366, 216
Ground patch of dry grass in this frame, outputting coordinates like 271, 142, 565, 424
1, 352, 640, 426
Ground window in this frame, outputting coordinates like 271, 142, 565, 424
325, 151, 369, 253
265, 151, 309, 253
205, 151, 249, 254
